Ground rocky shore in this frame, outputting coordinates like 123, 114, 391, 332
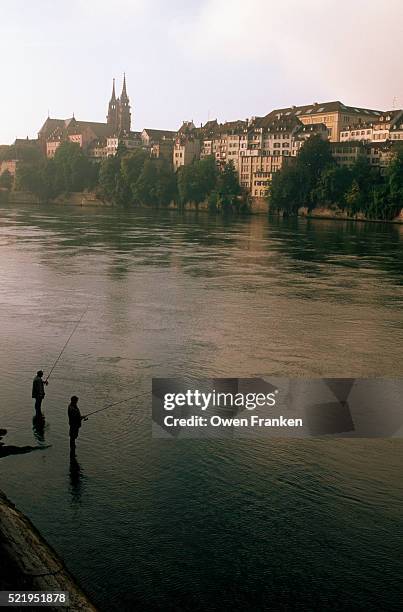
0, 490, 98, 611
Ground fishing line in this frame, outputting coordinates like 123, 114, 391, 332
83, 392, 149, 419
45, 305, 89, 382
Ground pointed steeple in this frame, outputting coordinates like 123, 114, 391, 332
110, 78, 116, 101
107, 78, 118, 129
120, 73, 129, 102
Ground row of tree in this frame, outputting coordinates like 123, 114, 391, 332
268, 136, 403, 220
15, 142, 98, 199
11, 141, 246, 211
98, 148, 247, 211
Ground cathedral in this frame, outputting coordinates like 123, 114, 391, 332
38, 75, 133, 158
107, 74, 131, 135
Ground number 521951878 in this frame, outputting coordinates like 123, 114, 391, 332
0, 592, 69, 607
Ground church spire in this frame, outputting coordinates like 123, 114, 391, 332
107, 78, 118, 130
120, 73, 129, 102
110, 78, 116, 101
117, 73, 131, 133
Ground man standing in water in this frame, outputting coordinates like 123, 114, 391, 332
68, 396, 86, 455
32, 370, 48, 417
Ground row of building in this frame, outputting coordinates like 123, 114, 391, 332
2, 77, 403, 197
173, 105, 403, 196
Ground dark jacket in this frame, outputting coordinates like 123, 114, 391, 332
68, 404, 82, 431
32, 376, 45, 399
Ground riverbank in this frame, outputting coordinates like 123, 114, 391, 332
1, 190, 402, 222
297, 204, 403, 224
0, 490, 98, 611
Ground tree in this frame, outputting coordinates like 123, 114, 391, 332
298, 135, 334, 182
310, 165, 352, 208
345, 179, 362, 215
99, 156, 121, 202
121, 150, 148, 199
217, 161, 241, 210
267, 135, 335, 213
0, 143, 42, 164
177, 156, 217, 205
268, 163, 311, 214
53, 141, 96, 192
0, 170, 13, 189
387, 149, 403, 212
134, 159, 176, 206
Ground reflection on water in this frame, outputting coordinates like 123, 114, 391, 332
69, 456, 84, 504
0, 203, 402, 612
32, 414, 46, 443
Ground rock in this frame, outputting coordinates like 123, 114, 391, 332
0, 491, 98, 611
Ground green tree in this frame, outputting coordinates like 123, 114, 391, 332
268, 163, 311, 214
0, 143, 43, 164
217, 161, 241, 210
177, 156, 217, 205
311, 165, 352, 208
99, 156, 121, 202
134, 159, 176, 206
53, 141, 96, 192
387, 149, 403, 211
0, 170, 13, 189
345, 179, 363, 215
298, 135, 334, 181
267, 135, 334, 213
121, 150, 148, 199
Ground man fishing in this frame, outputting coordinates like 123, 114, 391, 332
68, 396, 87, 455
32, 370, 48, 417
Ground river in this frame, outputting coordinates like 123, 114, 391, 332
0, 203, 402, 611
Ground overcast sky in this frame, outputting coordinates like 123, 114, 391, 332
1, 0, 402, 143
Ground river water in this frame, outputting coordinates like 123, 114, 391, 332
0, 203, 402, 611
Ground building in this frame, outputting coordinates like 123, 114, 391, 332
292, 122, 329, 153
106, 75, 131, 134
42, 117, 113, 158
264, 101, 383, 142
0, 159, 18, 176
88, 138, 108, 160
106, 131, 142, 157
330, 141, 395, 170
199, 120, 219, 160
173, 121, 200, 171
340, 110, 403, 143
209, 120, 246, 170
141, 129, 176, 148
150, 139, 174, 162
38, 76, 134, 158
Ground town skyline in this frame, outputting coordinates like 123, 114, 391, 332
1, 0, 402, 144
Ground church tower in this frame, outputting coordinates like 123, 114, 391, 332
117, 73, 131, 134
107, 78, 118, 132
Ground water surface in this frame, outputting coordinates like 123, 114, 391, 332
1, 204, 402, 611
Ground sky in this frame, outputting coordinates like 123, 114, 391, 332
1, 0, 402, 144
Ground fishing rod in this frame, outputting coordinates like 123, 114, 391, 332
83, 392, 149, 419
45, 305, 89, 383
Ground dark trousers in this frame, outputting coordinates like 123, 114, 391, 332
34, 397, 43, 415
69, 428, 79, 453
